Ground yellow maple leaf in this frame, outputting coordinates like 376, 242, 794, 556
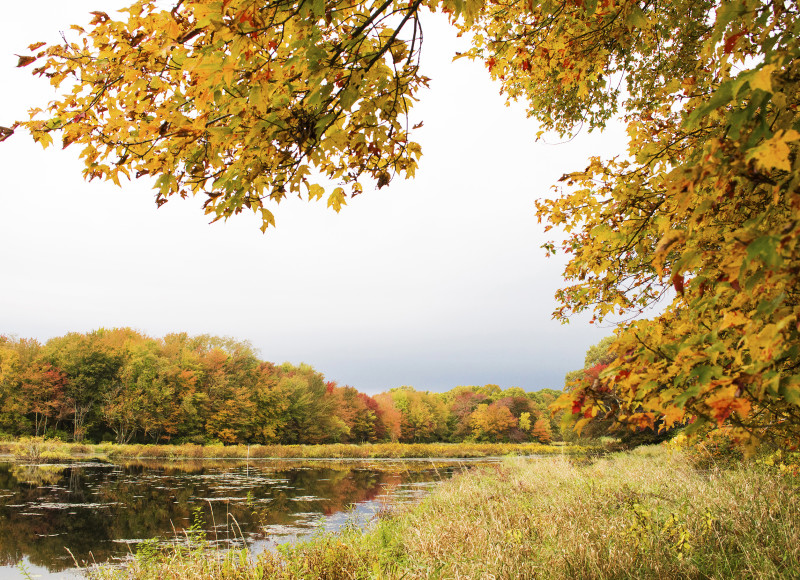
748, 64, 776, 93
748, 130, 800, 172
719, 310, 749, 330
661, 405, 685, 429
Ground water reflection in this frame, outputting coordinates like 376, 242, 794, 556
0, 458, 480, 578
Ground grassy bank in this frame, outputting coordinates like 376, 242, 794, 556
86, 445, 799, 579
0, 438, 581, 462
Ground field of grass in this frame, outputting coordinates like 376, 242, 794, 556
86, 445, 799, 579
0, 437, 582, 462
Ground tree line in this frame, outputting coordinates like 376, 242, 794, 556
0, 329, 559, 445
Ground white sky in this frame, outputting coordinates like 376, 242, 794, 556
0, 1, 625, 394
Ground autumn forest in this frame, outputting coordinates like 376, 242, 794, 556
0, 329, 558, 446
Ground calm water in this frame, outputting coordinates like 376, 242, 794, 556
0, 458, 485, 579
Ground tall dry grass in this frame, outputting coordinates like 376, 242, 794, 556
86, 445, 800, 579
363, 446, 800, 578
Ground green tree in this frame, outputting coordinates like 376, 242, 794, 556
201, 345, 260, 444
564, 337, 616, 390
102, 336, 159, 444
44, 332, 122, 441
279, 364, 344, 444
249, 362, 290, 444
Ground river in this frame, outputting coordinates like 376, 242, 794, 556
0, 457, 492, 579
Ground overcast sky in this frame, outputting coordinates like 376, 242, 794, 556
0, 1, 625, 394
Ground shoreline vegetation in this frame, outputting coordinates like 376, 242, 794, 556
0, 438, 585, 463
84, 445, 800, 580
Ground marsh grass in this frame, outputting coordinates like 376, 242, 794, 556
0, 439, 580, 461
101, 441, 583, 460
1, 436, 106, 462
86, 445, 799, 579
369, 446, 800, 579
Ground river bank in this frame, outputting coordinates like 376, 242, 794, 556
85, 445, 800, 579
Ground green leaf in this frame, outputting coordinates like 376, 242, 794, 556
674, 384, 700, 408
755, 292, 786, 317
626, 5, 647, 29
784, 385, 800, 407
259, 208, 276, 232
686, 82, 736, 126
339, 87, 358, 112
689, 365, 715, 385
746, 236, 783, 268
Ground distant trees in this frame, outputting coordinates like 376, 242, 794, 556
470, 403, 517, 441
21, 362, 67, 437
43, 332, 122, 441
0, 329, 562, 445
0, 337, 27, 434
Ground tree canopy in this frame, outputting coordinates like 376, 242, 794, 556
7, 0, 800, 446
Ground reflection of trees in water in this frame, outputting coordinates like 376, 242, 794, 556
0, 460, 455, 573
253, 468, 386, 522
0, 464, 115, 570
68, 466, 82, 493
10, 464, 64, 487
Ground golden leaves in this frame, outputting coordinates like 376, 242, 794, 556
306, 183, 325, 201
327, 187, 347, 212
748, 64, 776, 93
719, 311, 749, 331
661, 406, 685, 430
747, 130, 800, 173
19, 0, 429, 230
88, 11, 111, 25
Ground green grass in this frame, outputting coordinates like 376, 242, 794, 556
85, 445, 800, 579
